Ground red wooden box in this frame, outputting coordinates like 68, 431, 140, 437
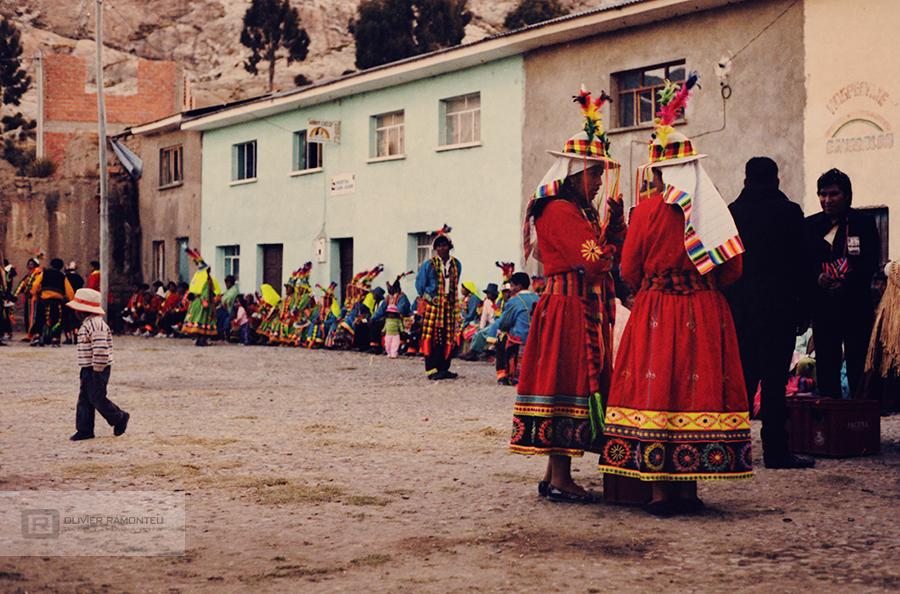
787, 395, 881, 457
603, 473, 652, 506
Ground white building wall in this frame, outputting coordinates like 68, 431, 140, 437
804, 0, 899, 258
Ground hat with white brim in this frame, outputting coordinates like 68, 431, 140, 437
67, 288, 105, 315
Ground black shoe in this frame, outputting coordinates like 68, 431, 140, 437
63, 338, 73, 345
538, 481, 549, 497
442, 371, 458, 379
114, 412, 130, 436
428, 371, 443, 381
70, 432, 95, 441
546, 484, 597, 503
764, 453, 815, 469
642, 500, 677, 517
677, 497, 705, 515
497, 377, 511, 386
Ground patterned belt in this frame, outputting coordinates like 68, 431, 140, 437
641, 269, 716, 294
545, 271, 589, 298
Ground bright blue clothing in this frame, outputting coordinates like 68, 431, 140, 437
415, 258, 462, 299
371, 293, 411, 322
461, 294, 481, 326
496, 291, 539, 345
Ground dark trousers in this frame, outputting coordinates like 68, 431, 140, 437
369, 319, 385, 349
495, 338, 521, 383
34, 297, 64, 343
425, 328, 455, 375
734, 317, 794, 457
75, 367, 125, 435
813, 306, 873, 399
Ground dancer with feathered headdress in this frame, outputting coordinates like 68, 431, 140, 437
510, 85, 625, 503
415, 226, 462, 379
598, 73, 752, 515
306, 282, 339, 348
181, 248, 221, 346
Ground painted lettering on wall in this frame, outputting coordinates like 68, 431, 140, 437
826, 81, 889, 115
825, 111, 894, 155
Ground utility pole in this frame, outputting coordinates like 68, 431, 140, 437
95, 0, 109, 315
35, 51, 43, 158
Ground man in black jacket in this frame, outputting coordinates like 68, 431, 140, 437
724, 157, 815, 469
806, 168, 880, 400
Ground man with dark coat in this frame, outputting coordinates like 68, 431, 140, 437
723, 157, 815, 469
805, 168, 880, 400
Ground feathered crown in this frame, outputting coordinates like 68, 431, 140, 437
33, 249, 44, 265
531, 275, 546, 294
351, 264, 384, 289
572, 85, 613, 157
652, 71, 699, 149
316, 281, 338, 296
288, 261, 313, 288
394, 270, 414, 284
185, 247, 208, 270
496, 261, 515, 282
434, 224, 452, 237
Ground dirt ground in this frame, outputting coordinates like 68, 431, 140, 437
2, 335, 900, 594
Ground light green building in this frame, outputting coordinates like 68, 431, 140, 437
184, 57, 525, 299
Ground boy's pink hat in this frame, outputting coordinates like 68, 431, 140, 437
67, 288, 106, 315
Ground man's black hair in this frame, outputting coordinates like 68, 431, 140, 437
50, 258, 64, 270
432, 234, 453, 249
510, 272, 530, 289
817, 168, 853, 204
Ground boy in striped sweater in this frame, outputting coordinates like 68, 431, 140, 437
66, 288, 129, 441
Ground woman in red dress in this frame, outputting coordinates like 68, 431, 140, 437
598, 75, 752, 515
510, 88, 625, 503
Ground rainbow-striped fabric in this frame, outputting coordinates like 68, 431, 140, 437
664, 185, 744, 275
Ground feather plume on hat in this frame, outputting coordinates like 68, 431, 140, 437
496, 261, 515, 282
185, 247, 209, 270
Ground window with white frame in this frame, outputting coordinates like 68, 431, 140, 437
613, 61, 686, 128
232, 141, 257, 181
414, 233, 434, 269
374, 111, 404, 157
293, 130, 323, 172
159, 145, 183, 187
443, 93, 480, 145
222, 245, 240, 281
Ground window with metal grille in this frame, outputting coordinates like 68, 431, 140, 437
614, 62, 686, 128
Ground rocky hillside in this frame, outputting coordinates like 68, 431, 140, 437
1, 0, 615, 123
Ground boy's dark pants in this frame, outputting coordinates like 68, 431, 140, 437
76, 367, 125, 434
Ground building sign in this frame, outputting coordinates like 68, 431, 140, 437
308, 119, 340, 144
330, 173, 355, 196
824, 81, 894, 155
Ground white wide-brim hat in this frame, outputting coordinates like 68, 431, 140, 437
67, 288, 106, 315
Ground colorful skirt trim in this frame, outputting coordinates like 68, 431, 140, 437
509, 394, 596, 457
598, 405, 752, 481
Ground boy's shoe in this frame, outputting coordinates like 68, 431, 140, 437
114, 412, 130, 436
497, 377, 511, 386
70, 432, 95, 441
